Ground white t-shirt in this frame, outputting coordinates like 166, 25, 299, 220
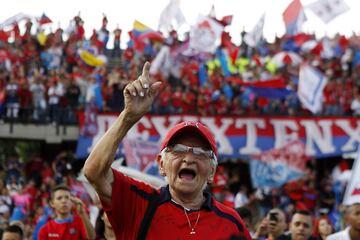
327, 227, 351, 240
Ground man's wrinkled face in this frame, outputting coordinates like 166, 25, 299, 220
159, 133, 215, 196
290, 213, 312, 240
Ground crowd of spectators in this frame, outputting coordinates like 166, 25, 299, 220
0, 14, 359, 239
0, 149, 356, 239
0, 15, 360, 125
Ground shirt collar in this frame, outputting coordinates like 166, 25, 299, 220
158, 185, 212, 210
54, 214, 74, 224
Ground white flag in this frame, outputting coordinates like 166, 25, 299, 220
158, 0, 186, 32
189, 15, 223, 53
298, 64, 328, 113
307, 0, 350, 24
243, 14, 265, 47
149, 45, 172, 77
0, 13, 33, 29
208, 4, 216, 18
343, 148, 360, 205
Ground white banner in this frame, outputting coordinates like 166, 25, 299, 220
0, 13, 33, 29
78, 115, 360, 158
149, 45, 172, 77
307, 0, 350, 24
343, 148, 360, 205
244, 14, 265, 48
298, 63, 328, 114
189, 15, 223, 53
158, 0, 186, 32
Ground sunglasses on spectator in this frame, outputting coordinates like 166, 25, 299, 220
165, 144, 216, 161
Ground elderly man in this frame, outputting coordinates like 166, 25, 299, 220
84, 62, 251, 239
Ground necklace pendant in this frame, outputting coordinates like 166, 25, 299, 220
190, 229, 196, 235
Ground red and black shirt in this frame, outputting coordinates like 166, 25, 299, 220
102, 169, 251, 240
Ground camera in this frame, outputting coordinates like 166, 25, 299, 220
269, 212, 278, 222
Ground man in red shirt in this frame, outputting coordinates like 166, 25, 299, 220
38, 185, 95, 240
84, 62, 251, 240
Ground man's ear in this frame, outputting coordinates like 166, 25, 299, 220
207, 165, 216, 184
157, 154, 166, 177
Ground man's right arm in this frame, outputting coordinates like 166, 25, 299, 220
83, 111, 135, 205
83, 62, 161, 206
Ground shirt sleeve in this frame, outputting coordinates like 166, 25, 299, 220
100, 168, 155, 236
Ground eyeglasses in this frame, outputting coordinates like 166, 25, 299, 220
166, 144, 216, 161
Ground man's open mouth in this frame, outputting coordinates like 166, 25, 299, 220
178, 168, 196, 180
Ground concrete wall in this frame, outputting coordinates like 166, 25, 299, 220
0, 123, 79, 143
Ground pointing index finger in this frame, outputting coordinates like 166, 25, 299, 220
141, 61, 150, 79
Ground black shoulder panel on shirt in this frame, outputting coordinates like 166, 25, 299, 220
212, 206, 244, 232
130, 185, 153, 201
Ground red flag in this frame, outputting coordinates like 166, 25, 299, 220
39, 13, 52, 25
219, 15, 233, 26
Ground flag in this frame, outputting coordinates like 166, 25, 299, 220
321, 37, 335, 59
131, 20, 164, 51
78, 48, 106, 67
307, 0, 350, 24
216, 48, 231, 77
158, 0, 186, 32
0, 13, 32, 29
149, 45, 172, 77
248, 87, 293, 99
244, 14, 265, 48
38, 13, 52, 25
250, 140, 309, 189
75, 102, 98, 159
298, 63, 328, 113
283, 0, 307, 35
189, 15, 223, 53
281, 33, 313, 52
219, 15, 233, 26
343, 148, 360, 205
227, 77, 292, 99
208, 4, 216, 18
123, 137, 161, 176
37, 31, 47, 46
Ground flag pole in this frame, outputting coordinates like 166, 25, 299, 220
343, 146, 360, 205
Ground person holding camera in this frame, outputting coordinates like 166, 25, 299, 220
253, 208, 287, 240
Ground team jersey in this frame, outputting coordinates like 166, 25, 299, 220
38, 214, 88, 240
101, 168, 251, 240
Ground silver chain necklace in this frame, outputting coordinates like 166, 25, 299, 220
183, 208, 200, 235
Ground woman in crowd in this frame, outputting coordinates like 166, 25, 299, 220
312, 215, 334, 240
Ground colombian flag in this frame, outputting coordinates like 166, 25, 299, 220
130, 20, 164, 51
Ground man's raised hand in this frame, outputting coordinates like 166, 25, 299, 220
124, 62, 161, 122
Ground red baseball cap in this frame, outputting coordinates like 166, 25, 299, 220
160, 121, 218, 157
